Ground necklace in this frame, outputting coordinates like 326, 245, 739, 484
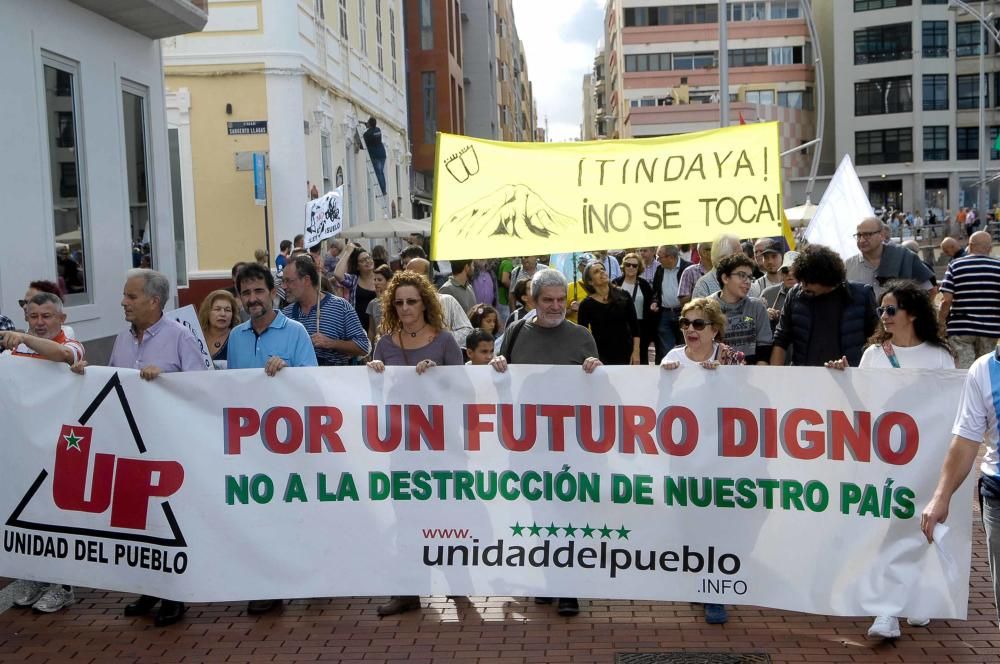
402, 323, 426, 338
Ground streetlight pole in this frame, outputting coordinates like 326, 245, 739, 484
949, 0, 999, 215
719, 0, 729, 127
802, 0, 825, 204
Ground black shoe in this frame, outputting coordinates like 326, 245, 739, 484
123, 595, 159, 617
534, 597, 554, 604
557, 597, 580, 617
247, 599, 283, 615
153, 600, 186, 627
376, 595, 421, 616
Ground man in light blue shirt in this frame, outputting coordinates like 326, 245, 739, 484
227, 263, 317, 375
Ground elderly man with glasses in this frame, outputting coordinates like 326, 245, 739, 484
845, 216, 934, 299
650, 245, 691, 362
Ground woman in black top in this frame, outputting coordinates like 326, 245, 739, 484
577, 261, 640, 365
613, 251, 656, 364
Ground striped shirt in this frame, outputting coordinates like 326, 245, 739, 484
940, 254, 1000, 337
12, 329, 85, 363
283, 292, 370, 366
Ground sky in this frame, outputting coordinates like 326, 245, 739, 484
510, 0, 606, 142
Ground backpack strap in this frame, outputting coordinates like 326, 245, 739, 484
881, 341, 900, 368
504, 317, 529, 363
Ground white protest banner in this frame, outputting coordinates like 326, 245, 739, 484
0, 359, 972, 618
804, 155, 872, 259
305, 186, 344, 246
164, 305, 213, 371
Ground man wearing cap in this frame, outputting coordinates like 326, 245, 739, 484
752, 238, 784, 295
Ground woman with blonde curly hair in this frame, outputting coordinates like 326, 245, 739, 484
197, 289, 240, 365
367, 271, 464, 375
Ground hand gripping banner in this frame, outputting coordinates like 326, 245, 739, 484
431, 123, 783, 260
0, 357, 973, 618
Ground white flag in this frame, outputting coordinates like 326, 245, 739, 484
803, 155, 872, 259
304, 186, 344, 246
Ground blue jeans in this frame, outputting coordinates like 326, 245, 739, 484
656, 308, 682, 362
371, 157, 387, 195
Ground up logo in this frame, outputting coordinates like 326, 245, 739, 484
52, 425, 183, 530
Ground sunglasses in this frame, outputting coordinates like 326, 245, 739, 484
679, 318, 710, 331
622, 262, 639, 268
394, 298, 421, 307
18, 299, 27, 308
877, 305, 901, 317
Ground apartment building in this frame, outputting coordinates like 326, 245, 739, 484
596, 0, 818, 189
815, 0, 1000, 215
1, 0, 207, 352
163, 0, 410, 302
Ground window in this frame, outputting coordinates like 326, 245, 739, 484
338, 0, 348, 40
921, 21, 947, 58
770, 1, 801, 19
923, 0, 948, 4
389, 5, 397, 83
321, 132, 333, 192
923, 74, 948, 110
956, 22, 983, 57
43, 58, 89, 303
855, 128, 912, 165
923, 126, 948, 160
854, 24, 912, 64
672, 52, 716, 70
778, 90, 810, 109
422, 72, 436, 143
957, 74, 987, 109
854, 0, 910, 10
855, 76, 912, 115
122, 84, 153, 269
746, 90, 775, 105
419, 0, 432, 50
336, 165, 344, 187
729, 48, 768, 67
769, 46, 804, 65
375, 0, 383, 71
728, 2, 767, 21
956, 126, 978, 160
358, 0, 368, 54
315, 0, 325, 19
992, 127, 1000, 160
624, 5, 720, 26
625, 53, 671, 72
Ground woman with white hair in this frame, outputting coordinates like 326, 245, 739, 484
692, 234, 765, 299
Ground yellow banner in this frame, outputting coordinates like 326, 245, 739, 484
431, 123, 783, 260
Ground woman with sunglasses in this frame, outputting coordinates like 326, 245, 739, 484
660, 297, 745, 369
825, 281, 954, 640
708, 253, 773, 365
613, 252, 656, 364
366, 270, 464, 617
578, 261, 640, 365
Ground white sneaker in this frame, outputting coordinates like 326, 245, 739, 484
867, 615, 901, 639
32, 585, 74, 613
906, 617, 930, 627
12, 580, 49, 607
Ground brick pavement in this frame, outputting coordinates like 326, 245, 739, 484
1, 505, 996, 664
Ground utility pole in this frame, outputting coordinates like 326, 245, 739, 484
719, 0, 729, 127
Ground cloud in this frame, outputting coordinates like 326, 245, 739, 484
511, 0, 605, 142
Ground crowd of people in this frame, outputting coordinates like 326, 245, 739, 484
2, 220, 1000, 639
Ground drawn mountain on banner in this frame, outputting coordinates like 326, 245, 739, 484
6, 373, 186, 547
439, 184, 576, 240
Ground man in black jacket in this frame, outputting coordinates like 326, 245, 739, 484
650, 245, 691, 362
770, 245, 878, 367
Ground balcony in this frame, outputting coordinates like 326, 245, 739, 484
70, 0, 208, 39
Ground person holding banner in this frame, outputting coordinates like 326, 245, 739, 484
659, 297, 745, 370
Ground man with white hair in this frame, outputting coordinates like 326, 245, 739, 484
1, 291, 85, 614
490, 269, 602, 618
73, 268, 206, 626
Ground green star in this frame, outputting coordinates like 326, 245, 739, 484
527, 522, 542, 536
580, 523, 596, 538
545, 522, 561, 536
616, 525, 631, 540
598, 524, 614, 539
562, 523, 577, 537
510, 522, 524, 536
63, 430, 83, 452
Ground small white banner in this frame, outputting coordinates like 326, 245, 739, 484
0, 360, 972, 617
164, 305, 214, 371
305, 186, 344, 246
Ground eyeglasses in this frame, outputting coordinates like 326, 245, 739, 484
730, 271, 754, 282
679, 318, 710, 331
18, 299, 27, 308
622, 262, 639, 268
877, 305, 901, 317
394, 298, 421, 307
853, 230, 881, 240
